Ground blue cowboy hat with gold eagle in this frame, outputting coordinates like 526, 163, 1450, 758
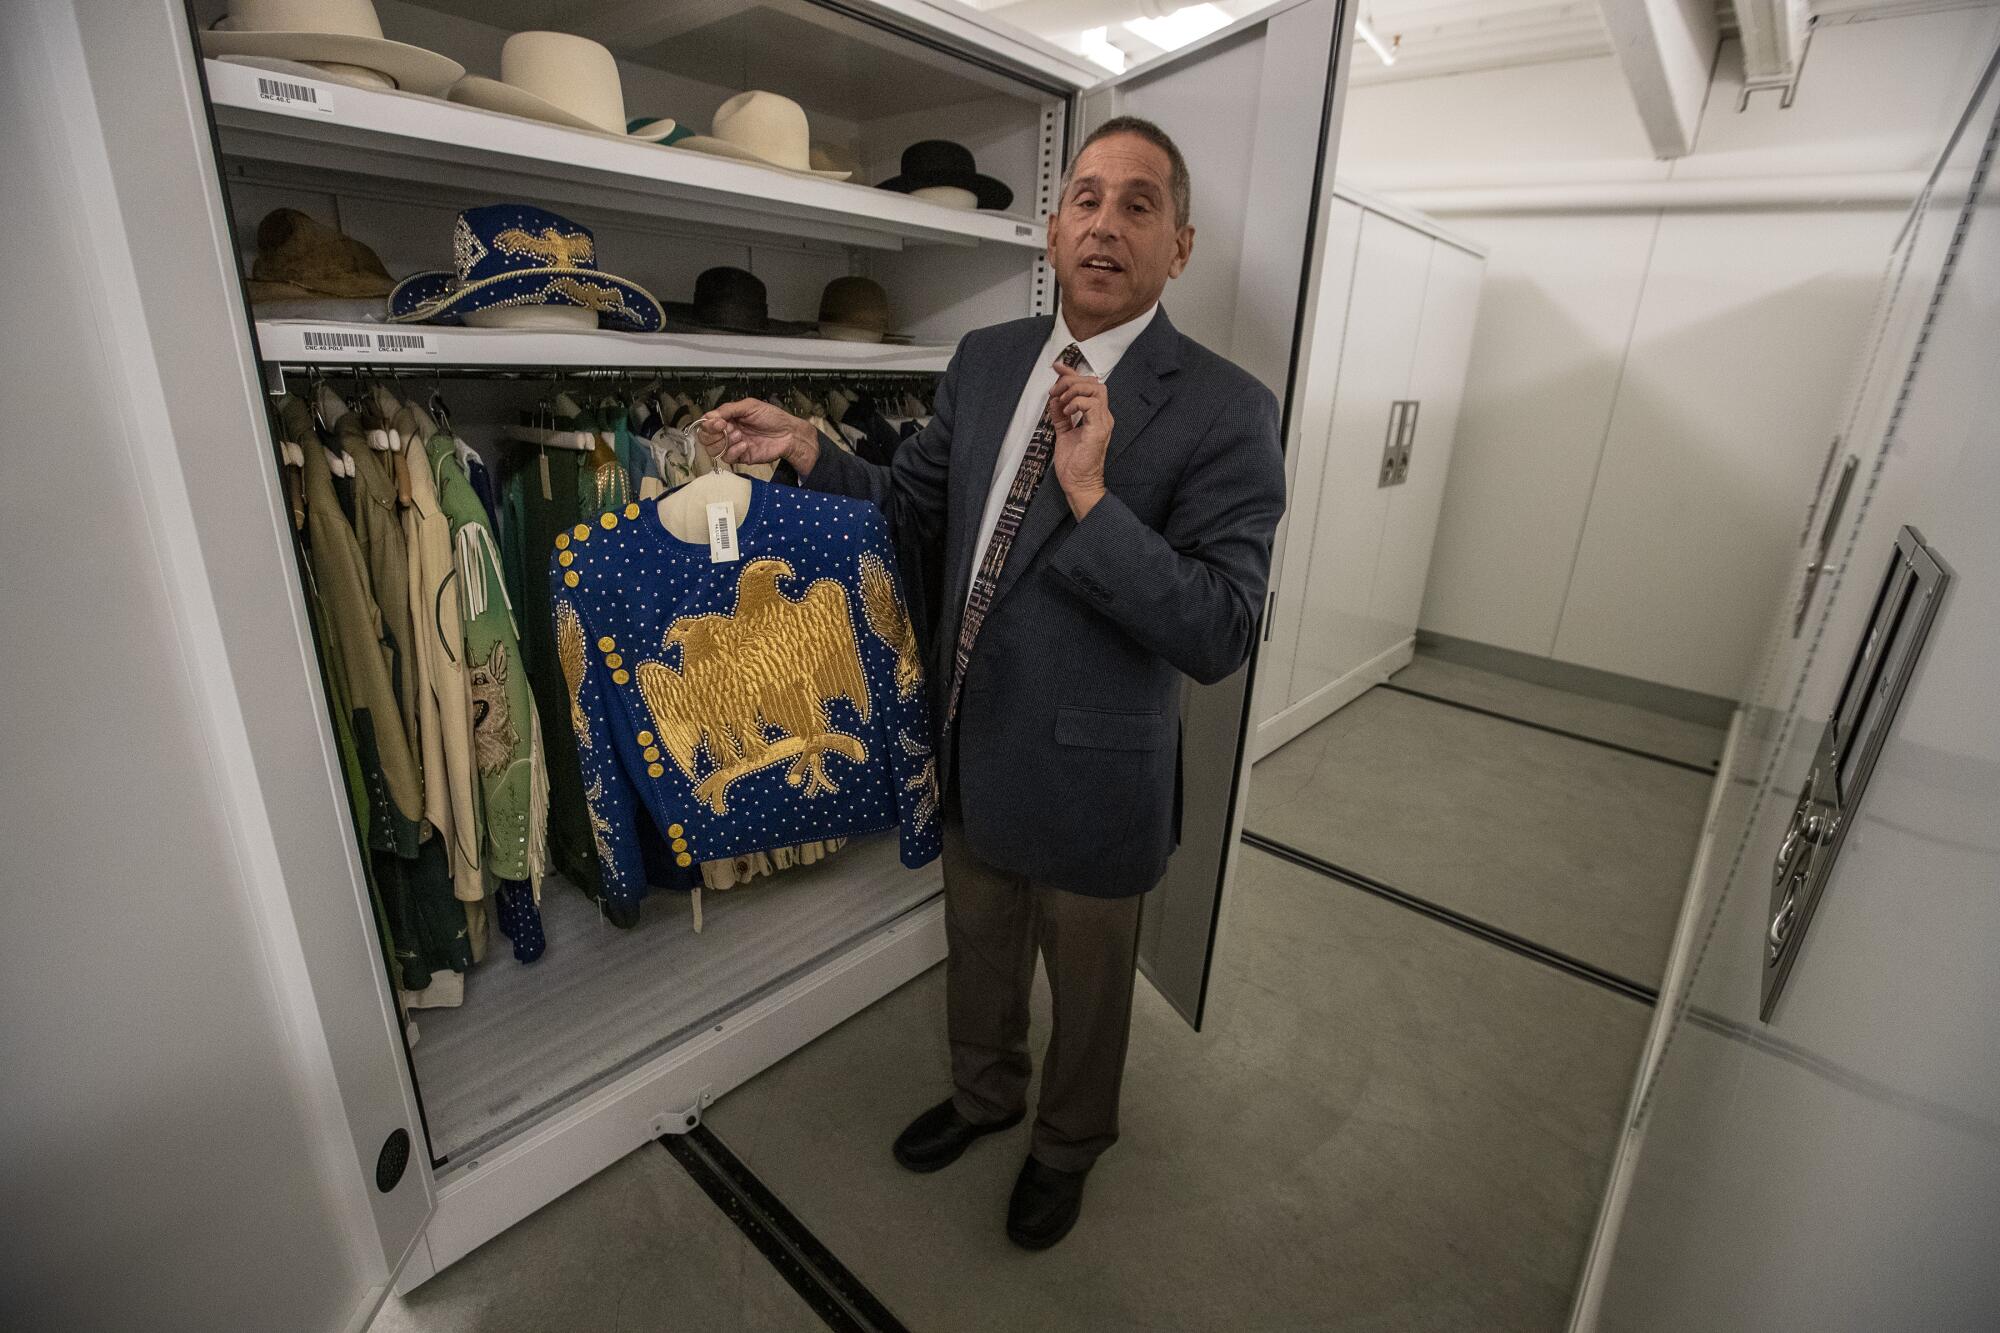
388, 205, 662, 332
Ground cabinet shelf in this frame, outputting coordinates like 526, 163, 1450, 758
254, 320, 953, 372
206, 59, 1048, 255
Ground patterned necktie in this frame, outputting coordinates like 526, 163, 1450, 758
946, 341, 1090, 726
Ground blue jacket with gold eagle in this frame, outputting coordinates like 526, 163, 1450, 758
550, 479, 941, 910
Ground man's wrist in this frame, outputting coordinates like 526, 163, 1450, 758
1064, 478, 1107, 521
787, 419, 821, 476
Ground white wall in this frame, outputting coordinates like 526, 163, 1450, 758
1334, 7, 2000, 700
3, 2, 398, 1328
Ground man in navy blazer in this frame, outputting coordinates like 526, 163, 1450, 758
702, 116, 1286, 1249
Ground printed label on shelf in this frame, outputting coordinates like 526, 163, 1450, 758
255, 76, 334, 115
707, 502, 740, 564
373, 331, 435, 356
299, 328, 373, 354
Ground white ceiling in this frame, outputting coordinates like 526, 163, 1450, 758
959, 0, 2000, 83
1342, 0, 1615, 85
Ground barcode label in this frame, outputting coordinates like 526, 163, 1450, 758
255, 76, 333, 114
300, 329, 372, 352
707, 501, 740, 564
374, 332, 434, 355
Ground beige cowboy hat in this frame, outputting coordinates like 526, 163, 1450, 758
671, 92, 850, 178
200, 0, 464, 97
448, 32, 677, 141
246, 208, 395, 302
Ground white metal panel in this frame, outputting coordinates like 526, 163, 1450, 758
1254, 195, 1365, 735
1592, 65, 2000, 1328
1, 2, 438, 1329
1367, 242, 1485, 645
1584, 52, 2000, 1330
1549, 205, 1903, 700
1330, 178, 1491, 257
203, 61, 1047, 253
1253, 196, 1366, 726
1689, 125, 1969, 900
1289, 211, 1431, 705
253, 322, 956, 371
1415, 212, 1659, 658
1082, 0, 1351, 1027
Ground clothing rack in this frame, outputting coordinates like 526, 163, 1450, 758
265, 362, 944, 394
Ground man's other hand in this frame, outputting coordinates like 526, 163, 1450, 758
1048, 361, 1112, 521
698, 399, 821, 476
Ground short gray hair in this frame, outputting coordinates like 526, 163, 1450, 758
1062, 116, 1192, 228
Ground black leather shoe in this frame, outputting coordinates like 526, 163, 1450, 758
1006, 1156, 1089, 1250
892, 1098, 1023, 1173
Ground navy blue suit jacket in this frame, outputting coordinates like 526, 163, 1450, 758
803, 308, 1286, 897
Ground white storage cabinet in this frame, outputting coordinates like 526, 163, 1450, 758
1253, 185, 1487, 758
12, 0, 1363, 1325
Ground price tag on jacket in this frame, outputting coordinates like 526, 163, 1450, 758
707, 502, 740, 564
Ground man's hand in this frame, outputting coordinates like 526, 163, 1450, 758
1048, 361, 1113, 520
697, 399, 821, 476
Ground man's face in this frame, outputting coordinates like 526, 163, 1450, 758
1047, 133, 1195, 334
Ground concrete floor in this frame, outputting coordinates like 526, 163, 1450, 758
1388, 655, 1725, 771
375, 656, 1713, 1332
1249, 673, 1716, 988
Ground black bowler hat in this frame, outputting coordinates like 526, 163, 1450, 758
660, 266, 816, 336
876, 140, 1014, 212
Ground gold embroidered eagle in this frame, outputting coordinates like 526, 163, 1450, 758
494, 226, 594, 268
638, 557, 871, 814
859, 553, 920, 700
555, 600, 590, 748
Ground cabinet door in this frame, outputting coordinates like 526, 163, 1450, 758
2, 3, 437, 1328
1079, 0, 1350, 1027
1289, 213, 1433, 706
1369, 242, 1484, 649
1254, 195, 1366, 733
1592, 63, 2000, 1327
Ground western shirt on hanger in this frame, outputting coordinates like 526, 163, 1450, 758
552, 480, 941, 912
426, 438, 550, 889
286, 397, 470, 989
396, 408, 484, 912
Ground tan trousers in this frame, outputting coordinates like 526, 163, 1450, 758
943, 810, 1144, 1173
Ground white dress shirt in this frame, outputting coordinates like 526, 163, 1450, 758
963, 303, 1159, 611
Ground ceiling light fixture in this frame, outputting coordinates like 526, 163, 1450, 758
1123, 3, 1231, 52
1356, 15, 1398, 67
1077, 25, 1127, 74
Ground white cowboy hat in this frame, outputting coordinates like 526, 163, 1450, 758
448, 32, 677, 142
200, 0, 464, 97
672, 92, 850, 178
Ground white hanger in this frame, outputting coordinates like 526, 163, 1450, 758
502, 423, 594, 451
368, 383, 407, 451
657, 470, 752, 544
